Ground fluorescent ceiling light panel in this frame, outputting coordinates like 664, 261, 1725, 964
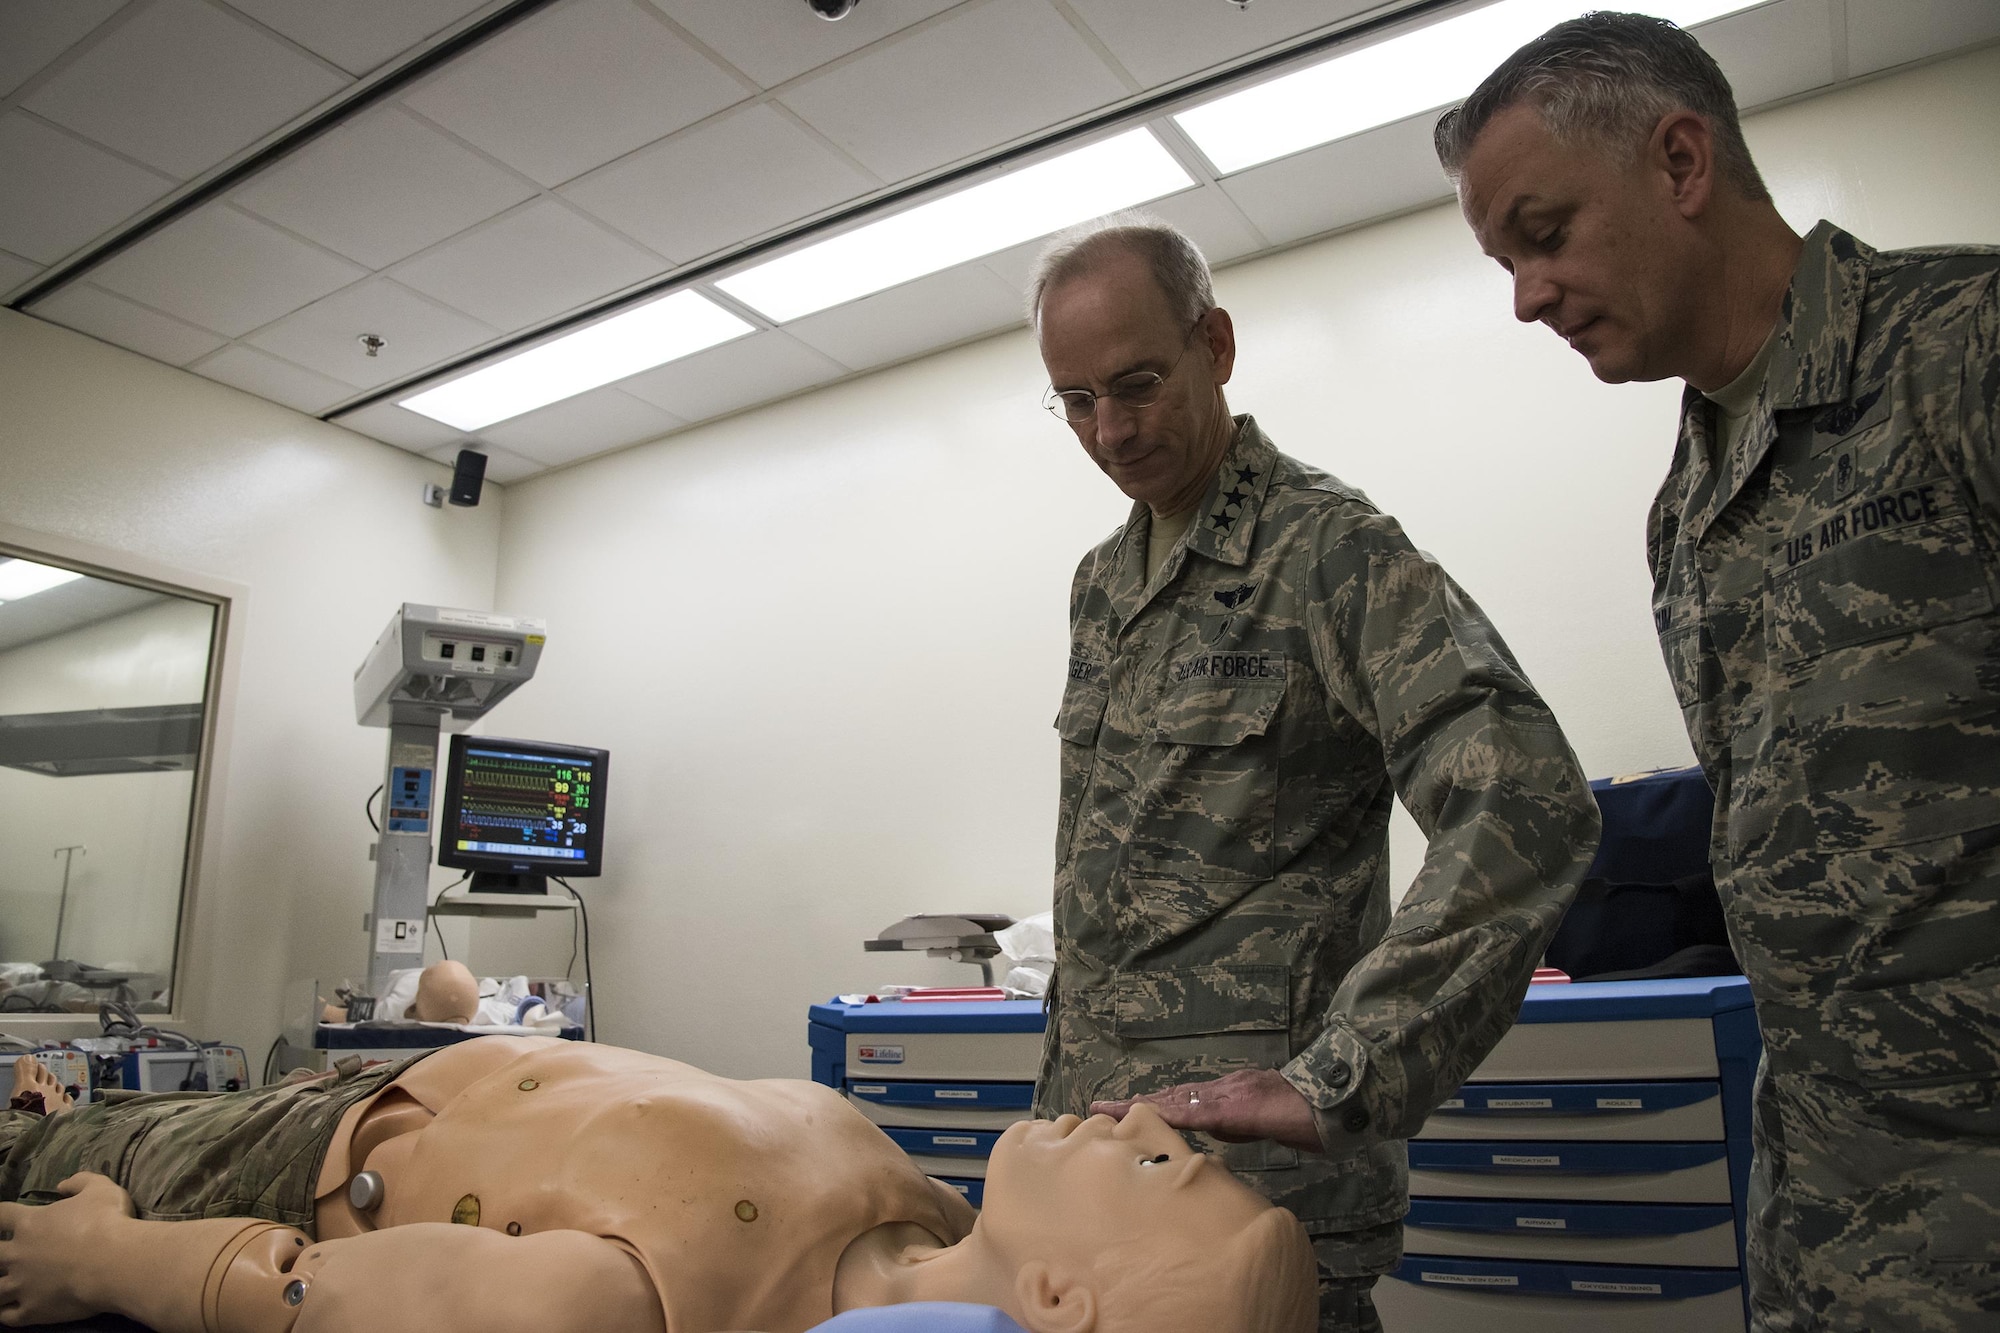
717, 129, 1195, 323
1176, 0, 1765, 175
400, 291, 754, 431
0, 558, 85, 603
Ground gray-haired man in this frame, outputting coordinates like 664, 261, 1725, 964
1028, 216, 1602, 1332
1438, 12, 2000, 1331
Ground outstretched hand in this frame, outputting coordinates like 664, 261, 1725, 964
1089, 1067, 1325, 1154
0, 1172, 136, 1327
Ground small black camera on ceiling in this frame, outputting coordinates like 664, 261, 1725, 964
805, 0, 857, 18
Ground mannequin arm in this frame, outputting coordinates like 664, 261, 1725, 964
0, 1175, 663, 1333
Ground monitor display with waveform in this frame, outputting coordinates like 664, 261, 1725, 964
437, 734, 609, 879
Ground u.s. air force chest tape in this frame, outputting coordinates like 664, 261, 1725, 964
1154, 650, 1287, 744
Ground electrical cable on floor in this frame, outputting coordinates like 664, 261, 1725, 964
552, 877, 594, 1042
364, 783, 383, 833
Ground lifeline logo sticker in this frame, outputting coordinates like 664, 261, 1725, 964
855, 1045, 905, 1064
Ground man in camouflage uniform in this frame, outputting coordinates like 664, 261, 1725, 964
1439, 12, 2000, 1330
1026, 216, 1602, 1332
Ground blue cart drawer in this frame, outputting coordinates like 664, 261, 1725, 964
885, 1127, 1005, 1158
1377, 1258, 1745, 1333
1409, 1141, 1732, 1203
849, 1080, 1034, 1109
1419, 1081, 1724, 1142
1406, 1199, 1740, 1268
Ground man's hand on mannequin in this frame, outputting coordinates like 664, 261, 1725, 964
1090, 1068, 1325, 1154
0, 1172, 138, 1325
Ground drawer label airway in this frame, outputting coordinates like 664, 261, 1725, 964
1438, 1098, 1466, 1110
1492, 1154, 1561, 1166
935, 1089, 978, 1099
1573, 1281, 1663, 1295
1421, 1273, 1520, 1287
856, 1046, 905, 1064
932, 1135, 978, 1146
1515, 1217, 1567, 1230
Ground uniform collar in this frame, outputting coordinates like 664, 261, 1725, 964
1101, 415, 1274, 633
1766, 219, 1872, 412
1184, 415, 1276, 570
1666, 220, 1868, 544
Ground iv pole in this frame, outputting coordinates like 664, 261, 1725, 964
51, 845, 85, 961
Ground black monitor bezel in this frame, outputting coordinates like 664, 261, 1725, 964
435, 733, 609, 878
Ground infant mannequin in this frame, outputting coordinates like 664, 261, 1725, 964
0, 1022, 1315, 1333
408, 959, 479, 1024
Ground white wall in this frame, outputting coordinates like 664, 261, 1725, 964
0, 310, 501, 1051
0, 597, 215, 973
494, 44, 2000, 1079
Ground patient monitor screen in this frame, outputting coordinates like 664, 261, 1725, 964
437, 735, 608, 877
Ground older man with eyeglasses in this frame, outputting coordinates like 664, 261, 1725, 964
1027, 214, 1602, 1333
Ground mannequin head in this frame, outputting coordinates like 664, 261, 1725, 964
973, 1105, 1317, 1333
412, 960, 479, 1024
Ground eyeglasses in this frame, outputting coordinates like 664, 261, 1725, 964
1042, 315, 1208, 423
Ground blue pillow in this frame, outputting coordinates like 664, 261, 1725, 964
810, 1303, 1029, 1333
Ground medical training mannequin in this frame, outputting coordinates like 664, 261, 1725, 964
0, 1036, 1316, 1333
408, 958, 478, 1024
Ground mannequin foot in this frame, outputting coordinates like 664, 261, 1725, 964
8, 1054, 74, 1115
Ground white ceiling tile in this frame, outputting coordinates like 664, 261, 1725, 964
560, 103, 874, 265
232, 107, 536, 269
0, 112, 174, 264
1846, 0, 2000, 76
390, 197, 665, 329
0, 249, 41, 296
1219, 112, 1451, 247
221, 0, 492, 77
91, 204, 368, 337
617, 328, 846, 420
244, 277, 498, 390
30, 283, 228, 366
0, 0, 126, 99
977, 182, 1264, 295
422, 440, 545, 484
779, 0, 1128, 181
190, 343, 359, 414
401, 0, 746, 187
649, 0, 962, 89
337, 400, 476, 453
476, 387, 686, 465
1064, 0, 1376, 89
785, 263, 1022, 371
1694, 0, 1835, 110
22, 0, 349, 179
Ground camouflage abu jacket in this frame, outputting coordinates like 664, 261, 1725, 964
1649, 221, 2000, 1080
1035, 416, 1600, 1237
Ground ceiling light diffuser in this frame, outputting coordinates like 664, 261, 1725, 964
0, 558, 85, 603
1175, 0, 1766, 175
400, 290, 754, 432
716, 128, 1196, 323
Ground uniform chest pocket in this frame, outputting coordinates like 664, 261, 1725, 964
1768, 502, 2000, 850
1128, 675, 1285, 882
1768, 507, 1994, 668
1652, 592, 1705, 716
1054, 675, 1108, 864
